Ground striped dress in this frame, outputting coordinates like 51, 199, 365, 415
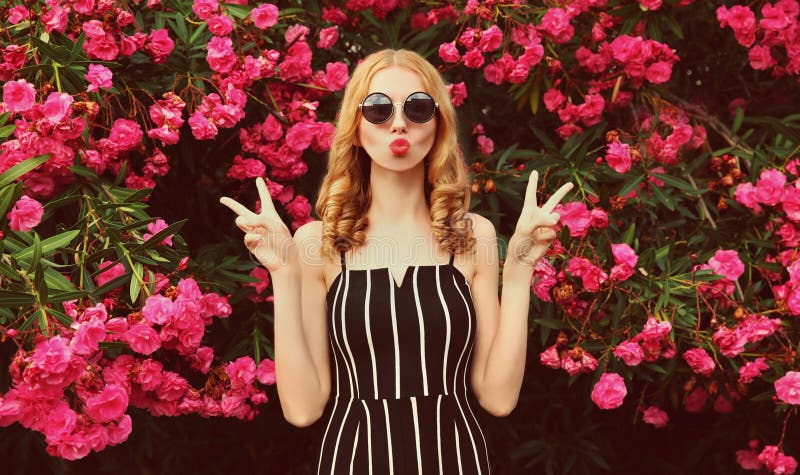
316, 251, 491, 474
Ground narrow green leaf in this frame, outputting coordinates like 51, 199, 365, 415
0, 183, 20, 217
618, 174, 644, 197
0, 154, 51, 187
651, 183, 676, 210
13, 230, 80, 261
731, 107, 744, 135
27, 232, 42, 275
0, 124, 16, 138
130, 262, 143, 302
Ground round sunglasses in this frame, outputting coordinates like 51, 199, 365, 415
358, 92, 439, 124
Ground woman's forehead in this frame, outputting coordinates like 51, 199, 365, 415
367, 66, 427, 97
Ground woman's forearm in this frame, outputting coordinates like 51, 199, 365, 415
272, 259, 329, 427
478, 239, 536, 415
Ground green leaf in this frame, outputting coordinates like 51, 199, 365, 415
651, 183, 676, 211
225, 3, 253, 18
731, 106, 744, 135
0, 183, 20, 217
130, 262, 143, 302
618, 174, 644, 197
27, 232, 42, 275
0, 124, 16, 138
655, 174, 700, 193
0, 154, 51, 187
0, 290, 36, 307
532, 318, 563, 330
12, 230, 80, 261
132, 219, 187, 252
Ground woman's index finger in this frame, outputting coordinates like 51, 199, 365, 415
255, 177, 278, 216
220, 196, 256, 217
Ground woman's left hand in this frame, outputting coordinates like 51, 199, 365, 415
509, 170, 574, 267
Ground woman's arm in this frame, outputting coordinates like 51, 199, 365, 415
273, 220, 331, 427
469, 171, 573, 416
220, 179, 330, 427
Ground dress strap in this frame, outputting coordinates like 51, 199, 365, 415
448, 252, 455, 266
339, 250, 347, 270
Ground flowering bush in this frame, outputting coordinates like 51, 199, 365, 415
1, 0, 799, 473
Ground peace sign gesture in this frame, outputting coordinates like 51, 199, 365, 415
220, 177, 296, 273
509, 170, 574, 267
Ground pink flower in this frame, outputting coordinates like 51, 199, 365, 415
206, 36, 237, 73
755, 169, 786, 206
143, 218, 173, 246
477, 135, 494, 156
447, 82, 467, 106
438, 42, 461, 63
683, 386, 708, 412
708, 249, 745, 281
735, 182, 762, 212
775, 371, 800, 405
612, 243, 638, 267
70, 318, 106, 356
749, 45, 776, 70
640, 317, 672, 340
2, 79, 36, 113
783, 187, 800, 222
478, 25, 503, 52
566, 257, 608, 292
645, 61, 672, 84
146, 29, 174, 64
251, 3, 279, 29
199, 292, 232, 320
712, 326, 747, 357
43, 92, 74, 124
85, 385, 129, 423
613, 340, 644, 366
8, 6, 30, 24
543, 88, 565, 112
323, 62, 349, 91
32, 335, 73, 375
227, 356, 256, 387
142, 294, 174, 325
317, 26, 339, 49
192, 0, 218, 20
641, 406, 668, 428
591, 373, 627, 409
42, 401, 77, 443
156, 371, 189, 401
207, 14, 234, 36
7, 195, 44, 232
124, 324, 161, 355
539, 8, 574, 44
682, 347, 715, 377
256, 358, 276, 385
739, 357, 768, 384
136, 359, 163, 391
639, 0, 662, 10
462, 48, 485, 68
605, 141, 632, 173
108, 118, 144, 152
95, 261, 126, 288
85, 64, 113, 92
285, 122, 313, 152
227, 155, 266, 180
539, 345, 561, 368
758, 446, 798, 475
556, 202, 592, 237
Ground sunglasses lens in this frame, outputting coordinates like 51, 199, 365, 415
404, 93, 436, 123
361, 93, 393, 123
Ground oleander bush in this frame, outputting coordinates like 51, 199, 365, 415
1, 1, 799, 474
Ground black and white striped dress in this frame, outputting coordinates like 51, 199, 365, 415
317, 251, 491, 474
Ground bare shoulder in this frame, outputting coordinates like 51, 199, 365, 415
465, 212, 497, 242
292, 220, 326, 269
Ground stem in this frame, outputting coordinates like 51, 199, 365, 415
53, 62, 62, 93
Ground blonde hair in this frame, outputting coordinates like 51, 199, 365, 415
315, 49, 474, 262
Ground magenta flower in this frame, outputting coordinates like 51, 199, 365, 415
84, 385, 129, 423
605, 141, 632, 173
708, 249, 745, 281
85, 64, 113, 92
683, 347, 716, 377
613, 340, 644, 366
142, 294, 174, 325
7, 195, 44, 232
251, 3, 279, 30
124, 324, 161, 355
438, 42, 461, 63
227, 356, 256, 388
2, 79, 35, 113
739, 358, 769, 384
192, 0, 218, 20
317, 26, 339, 50
642, 406, 669, 428
758, 445, 798, 475
256, 359, 277, 385
591, 373, 627, 410
775, 371, 800, 405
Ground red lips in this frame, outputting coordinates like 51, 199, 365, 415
389, 138, 410, 156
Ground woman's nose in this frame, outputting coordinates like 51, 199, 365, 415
389, 103, 407, 133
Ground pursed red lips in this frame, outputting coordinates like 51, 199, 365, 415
389, 138, 410, 156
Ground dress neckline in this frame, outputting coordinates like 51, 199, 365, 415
325, 263, 468, 299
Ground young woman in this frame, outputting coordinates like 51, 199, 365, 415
221, 49, 572, 474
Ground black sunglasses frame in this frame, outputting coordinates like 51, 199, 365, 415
358, 91, 439, 125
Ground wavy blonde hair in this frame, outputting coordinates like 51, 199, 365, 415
315, 48, 474, 262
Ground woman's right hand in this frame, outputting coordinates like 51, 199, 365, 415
220, 177, 296, 274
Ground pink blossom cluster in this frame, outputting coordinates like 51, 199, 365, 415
693, 249, 746, 300
613, 317, 676, 366
637, 105, 707, 166
0, 278, 276, 460
717, 1, 800, 77
472, 123, 494, 156
539, 344, 598, 376
738, 439, 798, 474
712, 313, 782, 358
591, 372, 627, 409
5, 195, 44, 232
